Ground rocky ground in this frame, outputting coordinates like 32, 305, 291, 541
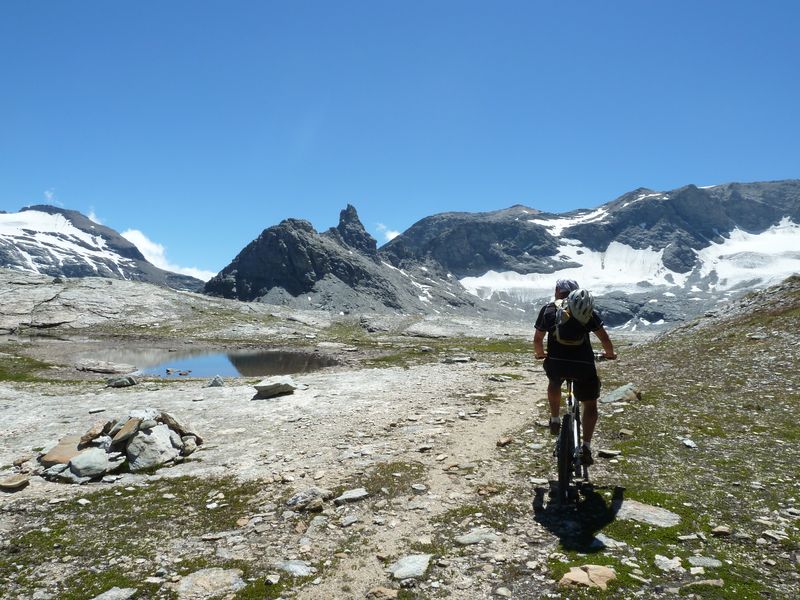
0, 271, 798, 599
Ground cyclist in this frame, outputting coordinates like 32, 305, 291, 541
533, 279, 616, 465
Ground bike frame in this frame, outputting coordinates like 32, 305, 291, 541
556, 378, 588, 504
566, 379, 588, 481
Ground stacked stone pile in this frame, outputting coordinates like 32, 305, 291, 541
37, 408, 203, 484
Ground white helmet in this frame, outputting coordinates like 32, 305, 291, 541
567, 289, 594, 325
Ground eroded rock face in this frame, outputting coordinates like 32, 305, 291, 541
203, 206, 482, 315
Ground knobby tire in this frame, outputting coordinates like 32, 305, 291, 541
558, 413, 573, 504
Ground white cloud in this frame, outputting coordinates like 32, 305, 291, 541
43, 188, 63, 207
376, 223, 401, 242
87, 209, 103, 224
121, 229, 217, 282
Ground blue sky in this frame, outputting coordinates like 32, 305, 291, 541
1, 1, 798, 279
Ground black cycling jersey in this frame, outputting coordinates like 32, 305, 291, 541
534, 302, 603, 364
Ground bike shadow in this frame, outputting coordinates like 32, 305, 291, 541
533, 483, 625, 552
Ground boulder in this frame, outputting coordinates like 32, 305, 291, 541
253, 376, 298, 399
69, 448, 110, 478
111, 418, 141, 445
79, 420, 112, 448
40, 435, 82, 468
126, 425, 180, 471
181, 436, 198, 456
159, 411, 204, 445
76, 360, 136, 374
106, 375, 137, 388
206, 375, 225, 387
599, 383, 641, 404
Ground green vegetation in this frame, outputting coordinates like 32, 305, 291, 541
0, 345, 52, 382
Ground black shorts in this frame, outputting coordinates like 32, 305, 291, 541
543, 358, 601, 402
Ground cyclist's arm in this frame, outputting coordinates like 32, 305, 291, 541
533, 328, 546, 359
592, 326, 617, 359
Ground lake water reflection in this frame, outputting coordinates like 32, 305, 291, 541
138, 350, 338, 378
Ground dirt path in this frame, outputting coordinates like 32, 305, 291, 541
3, 349, 593, 599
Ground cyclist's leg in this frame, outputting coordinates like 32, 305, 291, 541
547, 378, 562, 419
582, 399, 598, 444
575, 373, 601, 445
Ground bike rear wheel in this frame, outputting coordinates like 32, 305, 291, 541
557, 413, 573, 504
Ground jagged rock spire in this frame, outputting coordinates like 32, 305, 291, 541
333, 204, 377, 255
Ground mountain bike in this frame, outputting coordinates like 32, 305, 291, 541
554, 352, 609, 504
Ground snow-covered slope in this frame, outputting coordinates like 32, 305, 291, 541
0, 206, 203, 291
461, 216, 800, 300
380, 179, 800, 328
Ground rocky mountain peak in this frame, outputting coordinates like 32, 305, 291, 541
327, 204, 377, 255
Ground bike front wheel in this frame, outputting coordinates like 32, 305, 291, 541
557, 413, 574, 504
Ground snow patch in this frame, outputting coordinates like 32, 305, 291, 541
460, 240, 686, 301
527, 206, 609, 236
696, 217, 800, 290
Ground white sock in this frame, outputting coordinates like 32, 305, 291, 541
550, 416, 560, 424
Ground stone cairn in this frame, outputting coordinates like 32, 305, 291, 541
37, 408, 203, 484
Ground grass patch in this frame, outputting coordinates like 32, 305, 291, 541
0, 475, 266, 598
0, 345, 53, 382
341, 461, 428, 498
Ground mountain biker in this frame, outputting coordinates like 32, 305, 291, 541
533, 279, 616, 465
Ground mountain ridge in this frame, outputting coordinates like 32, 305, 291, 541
0, 205, 204, 291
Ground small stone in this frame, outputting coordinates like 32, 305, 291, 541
76, 498, 91, 506
712, 525, 732, 536
688, 556, 723, 568
340, 515, 359, 528
367, 587, 399, 599
598, 448, 621, 458
334, 487, 369, 505
682, 439, 698, 449
496, 437, 513, 447
278, 560, 316, 577
206, 375, 225, 387
619, 428, 634, 437
654, 555, 684, 572
456, 527, 500, 545
617, 500, 681, 528
387, 554, 432, 580
89, 587, 137, 600
559, 564, 616, 590
682, 579, 724, 590
40, 435, 82, 468
176, 568, 246, 597
495, 587, 512, 597
0, 474, 30, 492
411, 484, 427, 494
88, 408, 107, 414
265, 573, 281, 585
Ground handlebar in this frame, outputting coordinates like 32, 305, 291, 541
535, 351, 617, 362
